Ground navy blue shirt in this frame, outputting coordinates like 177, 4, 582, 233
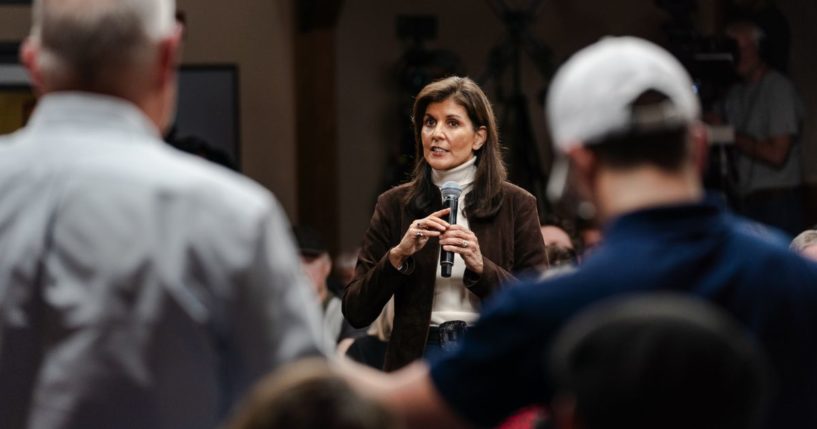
430, 200, 817, 428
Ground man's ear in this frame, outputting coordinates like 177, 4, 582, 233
473, 126, 487, 151
688, 122, 709, 174
154, 24, 183, 89
20, 37, 44, 94
566, 145, 597, 187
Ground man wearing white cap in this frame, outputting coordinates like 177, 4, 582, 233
349, 36, 817, 429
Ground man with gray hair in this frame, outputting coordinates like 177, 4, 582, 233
0, 1, 324, 428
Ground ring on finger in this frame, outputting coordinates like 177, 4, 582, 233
461, 240, 468, 248
415, 231, 423, 239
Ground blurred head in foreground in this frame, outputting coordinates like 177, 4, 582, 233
226, 359, 401, 429
549, 294, 769, 429
790, 229, 817, 262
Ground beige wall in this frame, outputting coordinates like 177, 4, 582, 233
177, 0, 298, 220
0, 1, 301, 221
0, 7, 29, 40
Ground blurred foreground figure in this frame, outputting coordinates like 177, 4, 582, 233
346, 37, 817, 429
549, 294, 768, 429
790, 229, 817, 262
0, 1, 324, 428
227, 359, 401, 429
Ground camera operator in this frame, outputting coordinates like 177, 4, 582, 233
715, 19, 805, 236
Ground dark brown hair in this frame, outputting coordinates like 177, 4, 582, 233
405, 76, 507, 220
587, 90, 691, 172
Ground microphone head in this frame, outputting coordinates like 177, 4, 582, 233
440, 181, 463, 201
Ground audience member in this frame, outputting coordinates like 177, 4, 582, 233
226, 359, 401, 429
342, 298, 395, 370
343, 76, 546, 370
720, 20, 805, 236
345, 37, 817, 429
539, 225, 574, 250
0, 1, 324, 428
790, 229, 817, 262
331, 247, 360, 297
539, 224, 578, 273
549, 294, 768, 429
293, 225, 348, 348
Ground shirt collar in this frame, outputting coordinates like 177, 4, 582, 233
602, 197, 726, 243
27, 92, 162, 140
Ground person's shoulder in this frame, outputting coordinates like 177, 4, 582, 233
500, 181, 537, 203
496, 267, 594, 312
156, 146, 277, 214
763, 69, 797, 93
501, 181, 534, 198
95, 139, 279, 224
726, 219, 817, 276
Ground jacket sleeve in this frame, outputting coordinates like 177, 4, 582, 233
342, 193, 410, 328
464, 192, 546, 298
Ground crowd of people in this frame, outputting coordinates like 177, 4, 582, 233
1, 1, 816, 429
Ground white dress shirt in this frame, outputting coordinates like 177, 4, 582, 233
0, 93, 324, 429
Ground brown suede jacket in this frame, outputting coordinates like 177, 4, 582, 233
342, 182, 547, 371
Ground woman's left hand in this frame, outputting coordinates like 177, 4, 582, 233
440, 225, 483, 274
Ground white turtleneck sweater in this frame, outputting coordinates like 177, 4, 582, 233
430, 156, 481, 326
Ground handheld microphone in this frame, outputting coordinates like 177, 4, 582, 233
439, 181, 462, 278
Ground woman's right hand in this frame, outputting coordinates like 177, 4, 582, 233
388, 208, 451, 269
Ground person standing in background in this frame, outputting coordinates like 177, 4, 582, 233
721, 20, 805, 236
343, 76, 546, 371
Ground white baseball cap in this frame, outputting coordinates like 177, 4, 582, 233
546, 36, 700, 153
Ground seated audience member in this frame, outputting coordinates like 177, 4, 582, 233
549, 294, 768, 429
342, 37, 817, 429
226, 359, 400, 429
540, 224, 574, 251
540, 224, 578, 275
541, 245, 578, 280
294, 226, 359, 347
0, 1, 324, 428
343, 298, 395, 370
332, 247, 361, 294
790, 229, 817, 262
332, 247, 369, 340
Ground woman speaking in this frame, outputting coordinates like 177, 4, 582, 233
343, 76, 546, 371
